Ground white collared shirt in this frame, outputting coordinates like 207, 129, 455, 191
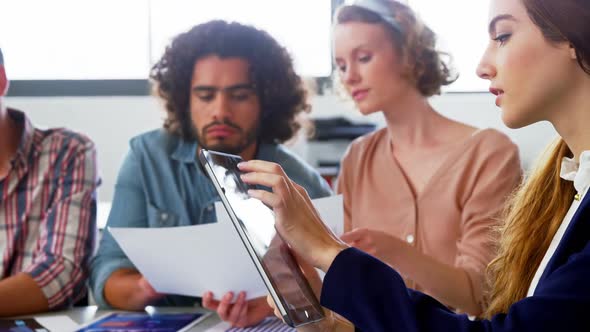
527, 151, 590, 296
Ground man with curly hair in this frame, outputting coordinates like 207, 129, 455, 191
0, 48, 99, 315
89, 21, 331, 327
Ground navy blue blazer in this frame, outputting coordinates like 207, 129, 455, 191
321, 193, 590, 331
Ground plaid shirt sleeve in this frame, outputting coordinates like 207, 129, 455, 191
23, 137, 98, 308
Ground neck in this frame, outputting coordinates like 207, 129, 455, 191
550, 73, 590, 161
380, 88, 442, 147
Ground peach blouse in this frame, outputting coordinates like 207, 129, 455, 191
336, 128, 522, 310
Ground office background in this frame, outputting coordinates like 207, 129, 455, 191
1, 0, 557, 226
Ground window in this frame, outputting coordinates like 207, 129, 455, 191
0, 0, 150, 80
408, 0, 490, 92
0, 0, 332, 81
150, 0, 332, 78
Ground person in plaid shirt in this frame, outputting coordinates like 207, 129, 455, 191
0, 48, 99, 316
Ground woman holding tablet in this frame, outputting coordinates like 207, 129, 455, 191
211, 0, 520, 324
240, 0, 590, 330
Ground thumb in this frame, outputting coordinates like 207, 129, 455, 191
138, 277, 159, 297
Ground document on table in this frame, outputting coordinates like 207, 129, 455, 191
109, 195, 343, 300
35, 315, 80, 332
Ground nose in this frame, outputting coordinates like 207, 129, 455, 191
211, 93, 232, 120
476, 47, 496, 81
343, 64, 361, 86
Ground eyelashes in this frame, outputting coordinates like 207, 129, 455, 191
492, 33, 511, 46
336, 54, 373, 73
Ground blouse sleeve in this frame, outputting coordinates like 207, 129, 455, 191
455, 134, 522, 311
335, 144, 356, 233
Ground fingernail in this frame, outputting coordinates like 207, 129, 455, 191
237, 162, 246, 168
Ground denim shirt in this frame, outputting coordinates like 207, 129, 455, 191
89, 129, 332, 308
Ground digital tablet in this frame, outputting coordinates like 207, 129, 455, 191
75, 312, 208, 332
199, 149, 325, 328
0, 318, 48, 332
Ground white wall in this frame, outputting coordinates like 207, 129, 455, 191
5, 93, 557, 205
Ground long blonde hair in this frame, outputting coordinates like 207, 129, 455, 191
485, 138, 575, 317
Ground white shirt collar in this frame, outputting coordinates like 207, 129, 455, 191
560, 150, 590, 195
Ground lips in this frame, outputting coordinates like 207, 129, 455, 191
352, 88, 370, 101
489, 87, 505, 106
207, 125, 236, 138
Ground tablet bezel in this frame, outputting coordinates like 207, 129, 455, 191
199, 149, 325, 328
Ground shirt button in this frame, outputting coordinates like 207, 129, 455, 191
207, 205, 214, 212
406, 234, 415, 244
161, 213, 168, 220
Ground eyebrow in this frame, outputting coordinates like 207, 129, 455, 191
192, 83, 255, 93
488, 14, 517, 35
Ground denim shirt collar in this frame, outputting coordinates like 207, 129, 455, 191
171, 138, 199, 164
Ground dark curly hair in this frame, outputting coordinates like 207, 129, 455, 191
150, 20, 310, 143
335, 1, 457, 96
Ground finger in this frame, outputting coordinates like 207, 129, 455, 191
241, 172, 292, 195
266, 295, 282, 318
227, 292, 246, 325
266, 295, 275, 311
217, 292, 235, 320
247, 189, 283, 208
201, 292, 220, 310
235, 295, 249, 327
340, 233, 359, 243
138, 277, 161, 300
238, 160, 287, 177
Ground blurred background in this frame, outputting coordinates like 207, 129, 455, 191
0, 0, 556, 228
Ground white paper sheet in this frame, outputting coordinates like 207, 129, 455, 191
109, 195, 342, 301
34, 315, 79, 332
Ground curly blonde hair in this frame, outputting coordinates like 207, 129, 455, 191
334, 1, 457, 96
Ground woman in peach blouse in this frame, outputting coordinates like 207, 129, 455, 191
333, 0, 522, 316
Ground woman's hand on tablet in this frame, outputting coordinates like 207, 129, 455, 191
265, 295, 354, 332
202, 291, 272, 328
238, 160, 348, 272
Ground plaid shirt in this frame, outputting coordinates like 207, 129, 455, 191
0, 109, 98, 308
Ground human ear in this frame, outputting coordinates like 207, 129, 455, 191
0, 66, 8, 96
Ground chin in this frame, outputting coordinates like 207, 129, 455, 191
356, 103, 381, 116
501, 109, 538, 129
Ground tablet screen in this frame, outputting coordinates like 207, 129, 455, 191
76, 312, 206, 332
199, 149, 324, 328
